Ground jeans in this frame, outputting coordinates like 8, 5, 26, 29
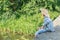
35, 27, 55, 36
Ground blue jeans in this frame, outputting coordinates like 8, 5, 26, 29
35, 29, 46, 36
35, 27, 55, 36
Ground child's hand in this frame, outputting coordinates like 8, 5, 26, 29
37, 26, 43, 30
40, 26, 44, 29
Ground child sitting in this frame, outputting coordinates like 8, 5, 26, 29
35, 8, 55, 37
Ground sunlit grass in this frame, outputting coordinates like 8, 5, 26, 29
0, 11, 60, 40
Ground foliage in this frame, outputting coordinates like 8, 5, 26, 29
0, 0, 60, 40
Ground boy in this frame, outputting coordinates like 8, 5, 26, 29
35, 8, 55, 37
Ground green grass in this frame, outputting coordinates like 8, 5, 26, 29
0, 0, 60, 40
0, 11, 60, 40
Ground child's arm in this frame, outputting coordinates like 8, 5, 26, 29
43, 18, 51, 27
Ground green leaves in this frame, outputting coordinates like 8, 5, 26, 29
0, 0, 60, 40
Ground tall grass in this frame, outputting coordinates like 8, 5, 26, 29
0, 11, 59, 40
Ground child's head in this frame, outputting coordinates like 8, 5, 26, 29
40, 8, 50, 17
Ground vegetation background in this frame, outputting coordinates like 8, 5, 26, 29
0, 0, 60, 40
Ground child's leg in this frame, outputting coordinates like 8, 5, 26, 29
45, 26, 55, 32
48, 24, 55, 32
35, 29, 46, 36
50, 27, 55, 32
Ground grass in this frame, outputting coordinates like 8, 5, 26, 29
0, 11, 60, 40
